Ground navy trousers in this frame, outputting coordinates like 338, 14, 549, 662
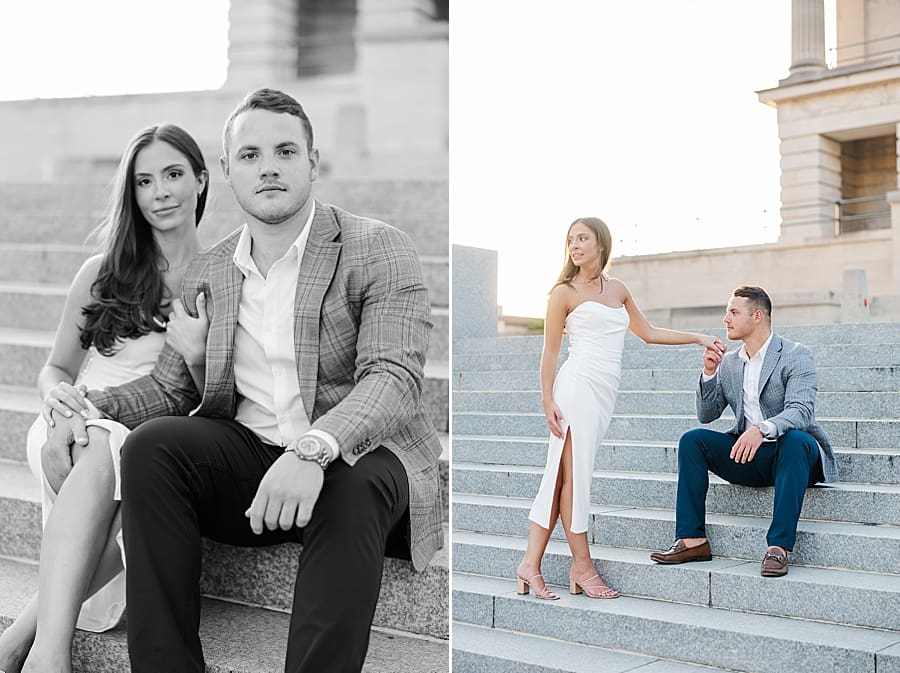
119, 416, 409, 673
675, 428, 823, 550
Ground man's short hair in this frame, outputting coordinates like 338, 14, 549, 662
732, 285, 772, 319
222, 88, 314, 156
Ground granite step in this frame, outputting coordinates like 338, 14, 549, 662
452, 622, 737, 673
0, 556, 447, 673
452, 463, 900, 526
452, 342, 900, 372
452, 411, 894, 449
0, 244, 449, 306
453, 364, 900, 392
452, 572, 900, 673
451, 493, 900, 573
452, 323, 900, 354
0, 459, 448, 638
451, 435, 900, 485
453, 530, 900, 631
453, 388, 900, 418
0, 283, 450, 362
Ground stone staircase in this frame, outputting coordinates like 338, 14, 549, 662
0, 179, 449, 672
451, 323, 900, 673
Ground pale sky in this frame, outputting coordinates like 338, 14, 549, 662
451, 2, 835, 317
0, 2, 229, 101
1, 2, 833, 318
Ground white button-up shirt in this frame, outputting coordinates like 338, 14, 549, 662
737, 331, 776, 439
232, 205, 338, 459
702, 331, 777, 439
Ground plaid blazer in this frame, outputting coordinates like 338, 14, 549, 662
89, 202, 444, 570
697, 332, 838, 483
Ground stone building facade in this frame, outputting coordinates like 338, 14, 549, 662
0, 0, 448, 182
614, 0, 900, 326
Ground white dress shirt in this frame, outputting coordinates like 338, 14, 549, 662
703, 331, 777, 439
231, 205, 339, 460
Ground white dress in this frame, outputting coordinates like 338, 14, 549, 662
25, 331, 166, 632
528, 301, 629, 533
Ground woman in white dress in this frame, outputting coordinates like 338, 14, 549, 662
516, 218, 725, 600
0, 124, 211, 673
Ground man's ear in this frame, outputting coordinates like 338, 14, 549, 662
219, 155, 229, 182
309, 147, 320, 182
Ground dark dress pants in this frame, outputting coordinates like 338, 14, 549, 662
675, 428, 823, 551
119, 416, 410, 673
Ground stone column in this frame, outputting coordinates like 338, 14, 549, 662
225, 0, 300, 88
789, 0, 827, 78
452, 245, 497, 339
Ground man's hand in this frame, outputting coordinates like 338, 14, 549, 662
245, 453, 325, 533
41, 412, 88, 492
730, 425, 765, 464
702, 345, 724, 377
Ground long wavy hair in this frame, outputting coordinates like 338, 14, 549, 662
80, 124, 208, 355
550, 217, 613, 293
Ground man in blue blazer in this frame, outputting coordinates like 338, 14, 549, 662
650, 286, 838, 576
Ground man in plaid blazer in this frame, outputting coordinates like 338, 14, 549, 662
650, 286, 837, 577
48, 89, 442, 672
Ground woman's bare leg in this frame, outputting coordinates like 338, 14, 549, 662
20, 427, 121, 673
517, 433, 567, 598
558, 431, 617, 597
0, 593, 37, 673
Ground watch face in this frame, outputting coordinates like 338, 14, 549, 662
298, 437, 321, 458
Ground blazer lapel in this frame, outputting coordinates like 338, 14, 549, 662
192, 243, 243, 417
758, 333, 782, 397
294, 203, 342, 420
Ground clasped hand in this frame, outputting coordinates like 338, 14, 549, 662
42, 409, 89, 491
165, 293, 209, 366
245, 453, 324, 533
702, 340, 727, 376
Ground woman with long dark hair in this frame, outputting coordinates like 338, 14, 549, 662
515, 217, 725, 601
0, 123, 210, 673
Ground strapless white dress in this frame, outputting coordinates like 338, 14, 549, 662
528, 301, 629, 533
25, 331, 166, 632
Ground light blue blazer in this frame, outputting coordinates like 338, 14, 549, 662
697, 332, 838, 483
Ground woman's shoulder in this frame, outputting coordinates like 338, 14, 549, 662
69, 254, 105, 294
549, 281, 578, 306
602, 276, 630, 303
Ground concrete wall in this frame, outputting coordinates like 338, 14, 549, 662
612, 231, 896, 327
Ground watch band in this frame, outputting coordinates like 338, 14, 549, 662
285, 436, 332, 469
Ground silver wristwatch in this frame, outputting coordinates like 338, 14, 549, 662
285, 435, 333, 469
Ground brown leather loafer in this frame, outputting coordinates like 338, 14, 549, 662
649, 539, 712, 564
760, 546, 789, 577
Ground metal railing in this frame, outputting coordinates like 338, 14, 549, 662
833, 194, 891, 235
827, 31, 900, 69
